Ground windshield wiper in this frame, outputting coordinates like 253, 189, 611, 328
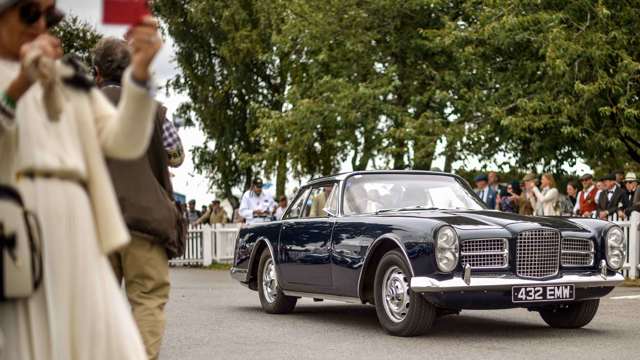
376, 206, 441, 214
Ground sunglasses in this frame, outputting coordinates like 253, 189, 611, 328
18, 2, 64, 29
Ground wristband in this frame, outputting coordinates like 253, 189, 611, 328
0, 91, 16, 118
1, 91, 16, 110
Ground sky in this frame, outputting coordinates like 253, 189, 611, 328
57, 0, 215, 205
55, 0, 592, 204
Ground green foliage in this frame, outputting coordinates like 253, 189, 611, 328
156, 0, 639, 195
51, 14, 102, 67
452, 0, 640, 173
154, 0, 290, 197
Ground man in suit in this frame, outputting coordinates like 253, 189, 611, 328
597, 173, 627, 220
623, 172, 640, 218
475, 174, 497, 209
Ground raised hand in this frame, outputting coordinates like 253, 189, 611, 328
125, 16, 163, 82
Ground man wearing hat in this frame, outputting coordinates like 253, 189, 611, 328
475, 173, 497, 209
239, 177, 276, 224
623, 172, 639, 218
596, 173, 627, 220
573, 174, 598, 217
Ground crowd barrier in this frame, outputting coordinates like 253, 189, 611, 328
170, 213, 640, 279
169, 223, 241, 266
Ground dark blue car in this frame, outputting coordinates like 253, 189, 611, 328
230, 171, 625, 336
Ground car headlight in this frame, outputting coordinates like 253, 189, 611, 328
436, 226, 459, 272
605, 226, 626, 270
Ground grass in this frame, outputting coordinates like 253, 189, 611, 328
622, 278, 640, 287
207, 262, 232, 271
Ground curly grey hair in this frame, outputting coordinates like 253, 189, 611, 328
92, 37, 131, 84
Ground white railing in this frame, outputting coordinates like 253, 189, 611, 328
622, 212, 640, 279
169, 223, 241, 266
170, 214, 640, 279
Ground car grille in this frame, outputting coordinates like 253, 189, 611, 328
461, 239, 508, 269
516, 229, 561, 279
561, 238, 594, 267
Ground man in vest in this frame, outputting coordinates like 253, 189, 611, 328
573, 174, 598, 217
93, 37, 184, 360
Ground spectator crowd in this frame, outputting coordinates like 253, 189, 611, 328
473, 170, 640, 220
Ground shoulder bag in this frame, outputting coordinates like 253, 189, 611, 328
0, 185, 43, 301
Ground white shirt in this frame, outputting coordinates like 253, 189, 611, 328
274, 206, 286, 220
478, 187, 489, 203
239, 190, 276, 224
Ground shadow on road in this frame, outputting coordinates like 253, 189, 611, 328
232, 303, 610, 339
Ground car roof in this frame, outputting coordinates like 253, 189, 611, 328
304, 170, 462, 187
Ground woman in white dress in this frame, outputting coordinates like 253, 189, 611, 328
0, 0, 163, 358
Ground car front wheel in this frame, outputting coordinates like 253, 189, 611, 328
257, 248, 297, 314
374, 250, 436, 336
539, 299, 599, 329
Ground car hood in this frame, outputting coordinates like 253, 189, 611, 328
381, 209, 586, 231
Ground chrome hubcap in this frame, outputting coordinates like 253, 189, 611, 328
382, 266, 410, 323
262, 258, 278, 303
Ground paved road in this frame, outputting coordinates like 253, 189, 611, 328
161, 268, 640, 360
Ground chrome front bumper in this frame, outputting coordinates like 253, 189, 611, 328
410, 273, 625, 293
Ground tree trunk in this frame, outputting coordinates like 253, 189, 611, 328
275, 148, 287, 197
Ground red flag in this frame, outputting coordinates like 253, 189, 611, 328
103, 0, 150, 25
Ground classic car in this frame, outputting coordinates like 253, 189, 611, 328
230, 171, 625, 336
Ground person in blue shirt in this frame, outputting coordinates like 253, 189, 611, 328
475, 174, 497, 209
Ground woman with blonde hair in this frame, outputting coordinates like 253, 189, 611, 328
0, 0, 163, 358
526, 173, 561, 216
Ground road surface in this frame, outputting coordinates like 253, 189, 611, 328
161, 268, 640, 360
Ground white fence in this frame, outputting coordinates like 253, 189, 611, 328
621, 212, 640, 279
169, 224, 241, 266
171, 214, 640, 279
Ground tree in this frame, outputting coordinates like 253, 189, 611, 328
154, 0, 291, 197
452, 0, 640, 172
51, 14, 102, 67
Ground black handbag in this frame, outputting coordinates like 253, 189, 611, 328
0, 185, 43, 301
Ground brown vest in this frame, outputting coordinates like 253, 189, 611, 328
101, 85, 178, 252
578, 187, 597, 215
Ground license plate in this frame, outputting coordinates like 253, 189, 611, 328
512, 285, 575, 303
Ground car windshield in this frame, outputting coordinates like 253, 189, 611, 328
343, 173, 485, 215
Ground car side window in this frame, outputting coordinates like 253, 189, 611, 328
302, 183, 338, 218
284, 188, 310, 220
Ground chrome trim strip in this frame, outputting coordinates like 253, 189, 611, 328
230, 267, 248, 282
410, 273, 624, 293
282, 290, 362, 304
462, 251, 509, 256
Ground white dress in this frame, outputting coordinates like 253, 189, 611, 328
0, 58, 150, 359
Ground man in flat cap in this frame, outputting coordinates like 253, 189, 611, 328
596, 173, 627, 220
475, 173, 497, 209
573, 174, 598, 217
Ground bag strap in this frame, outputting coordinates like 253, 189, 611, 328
0, 185, 23, 206
24, 210, 43, 289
